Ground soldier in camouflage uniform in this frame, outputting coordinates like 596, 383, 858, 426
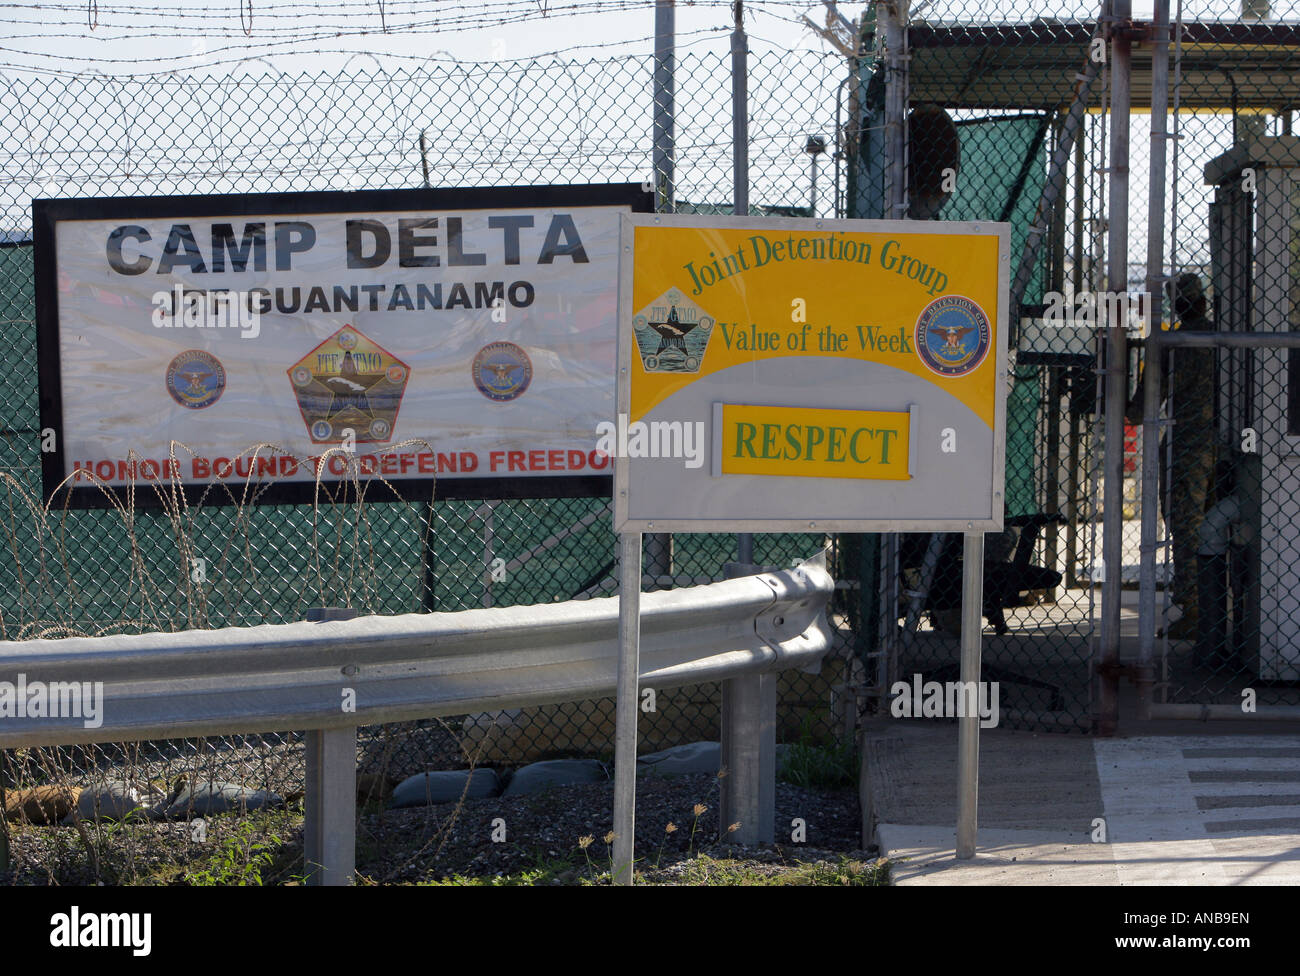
1128, 273, 1217, 639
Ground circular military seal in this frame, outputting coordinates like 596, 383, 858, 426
914, 295, 991, 377
165, 350, 226, 409
472, 341, 533, 402
291, 365, 312, 387
336, 329, 359, 350
311, 420, 333, 440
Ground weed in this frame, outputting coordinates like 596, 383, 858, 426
779, 716, 859, 790
674, 854, 890, 886
183, 818, 283, 886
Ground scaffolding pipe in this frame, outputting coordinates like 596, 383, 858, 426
1008, 9, 1106, 323
1138, 0, 1171, 721
879, 0, 907, 218
1099, 0, 1131, 736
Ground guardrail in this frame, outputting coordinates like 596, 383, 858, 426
0, 555, 835, 883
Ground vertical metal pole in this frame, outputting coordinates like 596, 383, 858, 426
1138, 0, 1170, 720
1045, 116, 1066, 600
955, 531, 984, 860
653, 0, 675, 212
422, 486, 438, 612
303, 727, 357, 886
725, 6, 766, 834
720, 673, 776, 844
732, 1, 748, 217
303, 606, 358, 887
880, 0, 907, 218
612, 532, 642, 885
720, 561, 776, 845
482, 501, 496, 609
732, 1, 754, 568
1066, 127, 1086, 587
1099, 0, 1131, 736
0, 754, 9, 874
648, 2, 676, 587
810, 152, 819, 215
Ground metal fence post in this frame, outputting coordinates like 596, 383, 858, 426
1138, 0, 1171, 721
732, 3, 753, 574
1098, 0, 1131, 736
955, 532, 985, 860
304, 606, 358, 886
647, 0, 677, 591
880, 0, 908, 218
653, 0, 675, 212
720, 561, 776, 845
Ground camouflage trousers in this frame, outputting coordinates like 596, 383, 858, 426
1167, 431, 1215, 621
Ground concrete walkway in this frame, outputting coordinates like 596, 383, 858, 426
863, 722, 1300, 885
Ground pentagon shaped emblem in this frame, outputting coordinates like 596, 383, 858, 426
288, 324, 408, 444
631, 288, 714, 373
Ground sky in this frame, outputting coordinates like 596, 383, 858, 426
0, 1, 1265, 79
0, 1, 830, 77
0, 0, 1287, 267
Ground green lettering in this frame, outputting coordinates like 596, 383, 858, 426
734, 421, 758, 458
879, 428, 898, 465
803, 425, 825, 461
849, 428, 872, 463
784, 424, 802, 460
826, 426, 846, 462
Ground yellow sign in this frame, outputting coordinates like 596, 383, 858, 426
629, 226, 1000, 433
718, 404, 910, 480
616, 214, 1008, 534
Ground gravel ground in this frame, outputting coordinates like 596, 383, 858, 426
2, 770, 869, 885
360, 771, 866, 883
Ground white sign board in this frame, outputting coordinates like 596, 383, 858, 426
614, 213, 1009, 532
35, 184, 650, 506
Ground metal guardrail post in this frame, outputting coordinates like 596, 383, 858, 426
303, 607, 358, 886
720, 561, 776, 845
955, 532, 984, 860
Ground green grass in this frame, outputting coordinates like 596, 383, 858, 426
666, 854, 890, 886
421, 853, 891, 886
778, 738, 859, 790
420, 853, 585, 886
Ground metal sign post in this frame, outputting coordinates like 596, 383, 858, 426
614, 212, 1009, 868
955, 532, 985, 859
612, 531, 642, 885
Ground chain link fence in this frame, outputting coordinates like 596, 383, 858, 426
7, 0, 1298, 883
0, 44, 860, 882
859, 4, 1111, 732
1146, 0, 1300, 711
